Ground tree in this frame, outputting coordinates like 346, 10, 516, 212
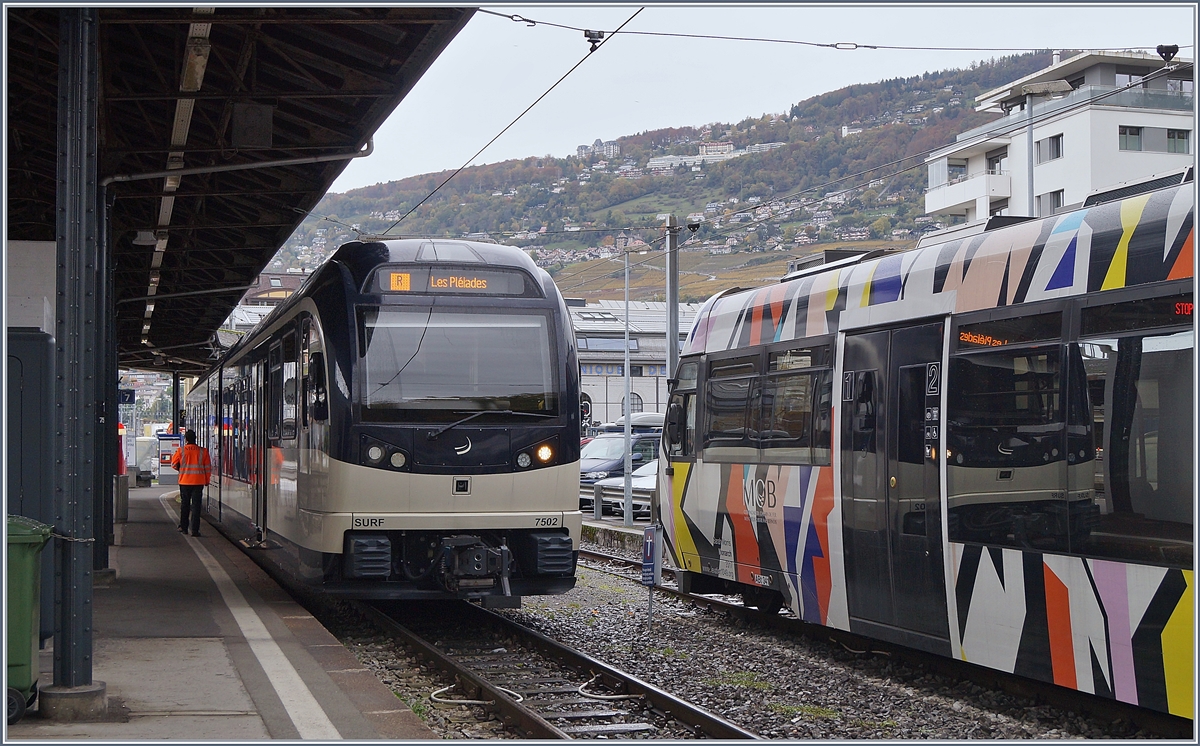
871, 216, 893, 238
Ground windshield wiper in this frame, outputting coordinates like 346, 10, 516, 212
427, 409, 554, 439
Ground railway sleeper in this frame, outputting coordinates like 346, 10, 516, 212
559, 723, 657, 735
545, 709, 624, 720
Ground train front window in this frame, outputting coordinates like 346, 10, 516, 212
358, 308, 557, 422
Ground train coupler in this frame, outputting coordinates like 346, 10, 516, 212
441, 536, 513, 594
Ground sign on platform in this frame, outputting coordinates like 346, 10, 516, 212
118, 388, 135, 405
642, 525, 662, 586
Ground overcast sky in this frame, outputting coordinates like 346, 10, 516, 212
330, 3, 1195, 193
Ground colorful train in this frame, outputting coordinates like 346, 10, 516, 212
656, 180, 1194, 718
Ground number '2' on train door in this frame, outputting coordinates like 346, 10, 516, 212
840, 320, 949, 653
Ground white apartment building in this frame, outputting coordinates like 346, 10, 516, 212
925, 51, 1194, 222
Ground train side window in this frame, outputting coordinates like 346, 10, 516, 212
812, 371, 832, 462
851, 371, 877, 453
1074, 328, 1193, 569
268, 343, 282, 440
759, 364, 832, 466
704, 356, 758, 448
896, 366, 926, 465
674, 360, 698, 389
304, 319, 328, 423
281, 330, 298, 440
666, 392, 694, 457
762, 372, 813, 451
946, 345, 1077, 552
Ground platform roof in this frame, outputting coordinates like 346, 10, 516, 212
7, 7, 474, 373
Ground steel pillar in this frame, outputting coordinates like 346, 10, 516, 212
665, 215, 680, 378
50, 7, 102, 696
1026, 93, 1035, 216
95, 188, 113, 564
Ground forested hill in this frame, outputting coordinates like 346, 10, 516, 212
273, 51, 1058, 271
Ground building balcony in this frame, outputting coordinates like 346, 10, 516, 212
954, 85, 1194, 144
925, 170, 1011, 216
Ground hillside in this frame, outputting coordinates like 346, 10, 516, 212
271, 51, 1058, 294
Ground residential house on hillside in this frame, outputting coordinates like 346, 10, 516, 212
924, 51, 1194, 223
239, 271, 309, 307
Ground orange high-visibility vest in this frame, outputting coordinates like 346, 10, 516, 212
171, 443, 212, 486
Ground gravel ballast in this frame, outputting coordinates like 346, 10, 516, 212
305, 541, 1160, 739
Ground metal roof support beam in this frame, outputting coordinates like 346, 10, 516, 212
100, 138, 373, 185
42, 7, 108, 717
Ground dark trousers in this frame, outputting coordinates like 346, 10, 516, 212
179, 484, 204, 534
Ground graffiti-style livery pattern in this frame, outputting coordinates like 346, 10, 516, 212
663, 462, 842, 626
683, 185, 1193, 355
950, 545, 1193, 718
660, 184, 1194, 719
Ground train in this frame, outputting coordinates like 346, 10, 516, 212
655, 180, 1194, 719
185, 238, 582, 606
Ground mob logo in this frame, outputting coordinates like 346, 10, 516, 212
741, 473, 776, 511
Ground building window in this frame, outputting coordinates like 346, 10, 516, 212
947, 159, 967, 183
1115, 71, 1144, 89
270, 277, 283, 288
1166, 78, 1194, 95
1168, 129, 1190, 154
1038, 190, 1064, 217
1036, 134, 1063, 164
986, 147, 1008, 174
622, 392, 644, 415
1119, 126, 1142, 151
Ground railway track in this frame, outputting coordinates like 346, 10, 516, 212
577, 548, 1191, 739
356, 599, 759, 739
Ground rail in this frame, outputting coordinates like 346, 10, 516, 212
357, 599, 759, 739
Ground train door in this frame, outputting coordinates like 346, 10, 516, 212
660, 358, 699, 570
841, 320, 949, 650
253, 354, 270, 541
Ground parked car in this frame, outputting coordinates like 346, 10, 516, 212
595, 411, 664, 434
579, 432, 660, 485
597, 459, 657, 517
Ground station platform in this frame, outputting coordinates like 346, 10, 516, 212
6, 486, 435, 740
581, 512, 653, 555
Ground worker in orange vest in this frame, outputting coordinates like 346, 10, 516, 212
172, 429, 212, 537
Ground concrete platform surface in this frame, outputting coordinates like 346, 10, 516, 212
6, 486, 435, 741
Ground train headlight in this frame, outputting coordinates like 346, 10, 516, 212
516, 453, 532, 468
389, 451, 407, 468
366, 445, 385, 464
536, 444, 554, 463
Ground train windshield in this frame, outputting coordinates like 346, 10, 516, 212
358, 307, 558, 422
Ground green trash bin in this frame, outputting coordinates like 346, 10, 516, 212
7, 515, 52, 725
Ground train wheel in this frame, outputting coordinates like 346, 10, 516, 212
742, 588, 784, 614
7, 687, 26, 725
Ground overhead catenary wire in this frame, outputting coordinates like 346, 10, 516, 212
378, 7, 645, 236
421, 59, 1192, 262
476, 8, 1191, 55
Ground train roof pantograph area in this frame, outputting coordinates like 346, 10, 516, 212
6, 7, 475, 372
